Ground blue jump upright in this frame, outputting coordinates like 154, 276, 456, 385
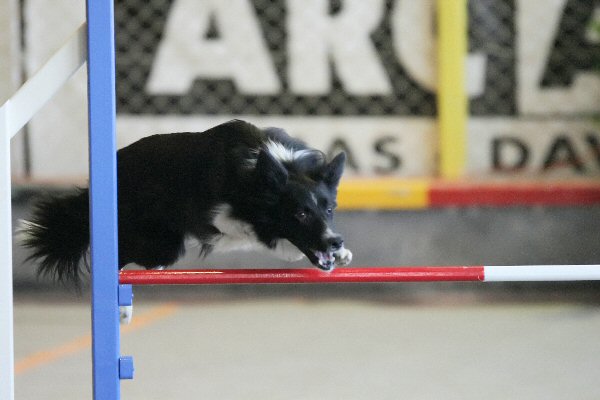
86, 0, 131, 398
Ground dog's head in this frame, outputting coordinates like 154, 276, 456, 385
253, 146, 347, 270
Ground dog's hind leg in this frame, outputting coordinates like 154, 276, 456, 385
118, 227, 184, 325
119, 226, 186, 269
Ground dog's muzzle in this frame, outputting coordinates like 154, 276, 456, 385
314, 234, 352, 271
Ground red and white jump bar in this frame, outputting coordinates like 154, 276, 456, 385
119, 265, 600, 285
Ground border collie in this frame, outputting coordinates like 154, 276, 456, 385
20, 119, 352, 284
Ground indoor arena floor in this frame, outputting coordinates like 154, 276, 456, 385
11, 205, 600, 399
13, 297, 600, 400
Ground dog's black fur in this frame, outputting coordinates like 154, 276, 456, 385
21, 120, 352, 284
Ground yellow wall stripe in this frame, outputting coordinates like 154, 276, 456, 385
437, 0, 468, 179
337, 179, 429, 210
337, 179, 600, 210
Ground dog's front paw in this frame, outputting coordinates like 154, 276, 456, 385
120, 305, 133, 325
334, 246, 352, 266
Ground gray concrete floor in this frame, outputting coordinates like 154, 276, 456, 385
13, 299, 600, 400
10, 198, 600, 399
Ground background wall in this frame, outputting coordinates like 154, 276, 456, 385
5, 0, 600, 181
1, 0, 27, 175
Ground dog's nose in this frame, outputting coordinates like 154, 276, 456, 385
327, 236, 344, 251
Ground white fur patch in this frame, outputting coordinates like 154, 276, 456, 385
209, 204, 306, 262
334, 246, 353, 266
210, 204, 264, 253
271, 239, 305, 262
14, 219, 46, 243
265, 140, 312, 163
323, 228, 337, 240
310, 193, 318, 207
244, 141, 318, 169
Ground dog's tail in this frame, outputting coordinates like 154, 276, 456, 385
19, 189, 90, 285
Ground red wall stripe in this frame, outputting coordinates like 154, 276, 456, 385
429, 181, 600, 207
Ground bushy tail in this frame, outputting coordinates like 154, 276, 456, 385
19, 189, 90, 285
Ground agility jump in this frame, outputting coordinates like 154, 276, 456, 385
3, 1, 600, 400
119, 265, 600, 285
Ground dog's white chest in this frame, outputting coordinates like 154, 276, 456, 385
206, 204, 304, 263
210, 204, 265, 253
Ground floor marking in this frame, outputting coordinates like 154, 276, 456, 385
15, 303, 179, 375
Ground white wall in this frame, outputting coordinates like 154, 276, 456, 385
9, 0, 600, 182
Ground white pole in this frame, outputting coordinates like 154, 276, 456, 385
485, 265, 600, 281
0, 24, 86, 400
6, 23, 87, 139
0, 103, 15, 400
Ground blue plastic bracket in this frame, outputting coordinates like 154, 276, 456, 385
118, 285, 134, 381
118, 284, 133, 307
118, 356, 135, 380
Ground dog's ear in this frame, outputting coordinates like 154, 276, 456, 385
324, 152, 346, 189
255, 149, 288, 191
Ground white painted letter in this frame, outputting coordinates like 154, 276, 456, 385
288, 0, 392, 95
146, 0, 280, 95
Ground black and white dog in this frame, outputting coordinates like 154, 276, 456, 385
21, 119, 352, 284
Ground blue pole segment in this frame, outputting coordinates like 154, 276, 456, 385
86, 0, 120, 399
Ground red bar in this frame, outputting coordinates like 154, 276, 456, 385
119, 267, 485, 285
429, 181, 600, 207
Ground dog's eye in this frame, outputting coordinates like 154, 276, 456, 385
295, 210, 309, 222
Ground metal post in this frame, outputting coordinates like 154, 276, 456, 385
86, 0, 121, 398
437, 0, 468, 178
